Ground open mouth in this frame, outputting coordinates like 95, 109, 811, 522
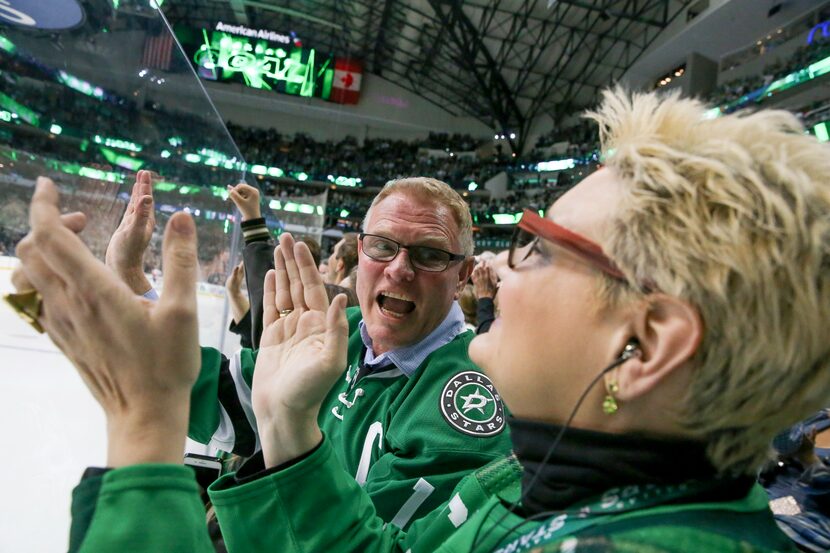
377, 291, 416, 318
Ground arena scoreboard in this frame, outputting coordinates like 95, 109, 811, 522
175, 24, 345, 102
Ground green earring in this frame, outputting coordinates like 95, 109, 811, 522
602, 381, 619, 415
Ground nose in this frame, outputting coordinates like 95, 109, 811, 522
384, 248, 416, 282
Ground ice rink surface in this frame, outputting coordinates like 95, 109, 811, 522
0, 256, 240, 552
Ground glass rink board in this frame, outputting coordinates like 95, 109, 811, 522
0, 2, 322, 550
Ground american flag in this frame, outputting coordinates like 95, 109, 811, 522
141, 31, 174, 71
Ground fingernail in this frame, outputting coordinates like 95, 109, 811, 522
141, 197, 152, 206
171, 213, 194, 235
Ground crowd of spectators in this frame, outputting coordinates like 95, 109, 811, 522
709, 39, 830, 106
533, 120, 597, 151
226, 123, 503, 189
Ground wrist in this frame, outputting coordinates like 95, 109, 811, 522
106, 400, 190, 467
114, 266, 152, 295
240, 209, 262, 222
258, 413, 322, 468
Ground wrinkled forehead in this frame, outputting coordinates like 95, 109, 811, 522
367, 192, 459, 242
370, 190, 453, 217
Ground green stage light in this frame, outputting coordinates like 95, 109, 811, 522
0, 92, 39, 126
0, 36, 16, 54
99, 147, 145, 171
492, 213, 523, 225
814, 122, 829, 142
93, 134, 142, 152
154, 182, 178, 192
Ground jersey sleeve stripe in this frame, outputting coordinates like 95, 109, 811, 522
216, 354, 258, 456
229, 350, 260, 454
208, 403, 237, 452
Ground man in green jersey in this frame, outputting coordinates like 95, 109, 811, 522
93, 173, 511, 534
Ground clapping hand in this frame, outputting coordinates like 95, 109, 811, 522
15, 177, 200, 467
471, 260, 498, 299
105, 170, 156, 294
252, 233, 348, 468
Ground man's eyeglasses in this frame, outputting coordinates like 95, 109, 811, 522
509, 209, 655, 293
359, 233, 466, 272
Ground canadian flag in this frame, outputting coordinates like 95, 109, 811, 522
331, 58, 363, 105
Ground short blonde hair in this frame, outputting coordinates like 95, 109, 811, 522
586, 88, 830, 475
363, 177, 474, 256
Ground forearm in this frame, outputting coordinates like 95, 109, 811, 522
243, 241, 275, 349
228, 292, 250, 324
106, 397, 190, 467
258, 414, 322, 468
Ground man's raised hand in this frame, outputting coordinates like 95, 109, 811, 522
105, 170, 156, 294
252, 232, 349, 468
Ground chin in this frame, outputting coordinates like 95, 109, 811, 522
468, 333, 493, 372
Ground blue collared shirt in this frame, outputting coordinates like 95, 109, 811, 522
358, 301, 467, 378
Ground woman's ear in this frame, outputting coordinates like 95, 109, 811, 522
614, 294, 703, 401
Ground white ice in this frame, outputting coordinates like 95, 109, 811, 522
0, 255, 241, 552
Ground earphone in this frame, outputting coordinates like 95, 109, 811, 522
618, 340, 641, 362
472, 338, 643, 551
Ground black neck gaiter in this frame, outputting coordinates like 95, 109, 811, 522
508, 417, 751, 516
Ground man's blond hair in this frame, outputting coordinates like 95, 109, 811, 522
586, 88, 830, 475
362, 177, 474, 256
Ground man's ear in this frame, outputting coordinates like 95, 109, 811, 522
613, 294, 703, 402
455, 258, 475, 298
336, 257, 345, 277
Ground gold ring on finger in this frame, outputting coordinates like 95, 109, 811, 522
279, 309, 294, 316
3, 289, 45, 333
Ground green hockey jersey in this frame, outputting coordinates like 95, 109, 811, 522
70, 434, 797, 553
188, 306, 512, 529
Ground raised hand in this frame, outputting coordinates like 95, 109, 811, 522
471, 260, 498, 299
225, 261, 246, 296
10, 211, 88, 295
15, 177, 200, 467
227, 182, 262, 221
105, 170, 156, 294
225, 261, 249, 324
252, 232, 348, 467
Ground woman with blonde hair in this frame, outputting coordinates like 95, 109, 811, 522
14, 88, 830, 552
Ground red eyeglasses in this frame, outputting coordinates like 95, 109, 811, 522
509, 209, 655, 293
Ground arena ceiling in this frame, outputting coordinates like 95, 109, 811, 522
162, 0, 693, 149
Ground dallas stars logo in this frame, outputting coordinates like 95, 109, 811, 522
440, 371, 505, 437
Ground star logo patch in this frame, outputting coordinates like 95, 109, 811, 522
440, 371, 505, 437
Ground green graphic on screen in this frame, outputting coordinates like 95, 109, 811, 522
176, 27, 334, 100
